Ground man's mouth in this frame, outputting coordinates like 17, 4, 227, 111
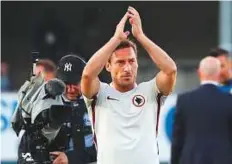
121, 76, 132, 81
121, 74, 132, 78
68, 94, 78, 97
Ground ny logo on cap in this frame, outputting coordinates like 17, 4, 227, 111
64, 63, 72, 72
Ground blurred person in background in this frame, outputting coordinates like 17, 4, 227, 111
230, 54, 232, 77
171, 56, 232, 164
12, 58, 57, 163
1, 61, 11, 91
13, 55, 96, 164
50, 54, 96, 164
81, 6, 176, 164
34, 59, 57, 81
12, 58, 57, 136
209, 47, 232, 94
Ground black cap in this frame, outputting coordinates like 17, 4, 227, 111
57, 54, 86, 84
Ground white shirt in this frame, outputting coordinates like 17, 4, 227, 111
84, 78, 167, 164
200, 80, 219, 86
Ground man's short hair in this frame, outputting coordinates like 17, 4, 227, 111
108, 40, 137, 63
36, 59, 56, 73
114, 39, 137, 55
208, 47, 229, 58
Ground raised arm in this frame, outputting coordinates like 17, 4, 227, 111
81, 12, 130, 98
128, 6, 177, 95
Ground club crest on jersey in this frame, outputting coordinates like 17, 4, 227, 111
132, 95, 145, 107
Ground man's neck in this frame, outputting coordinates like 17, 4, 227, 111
200, 80, 219, 86
110, 82, 137, 93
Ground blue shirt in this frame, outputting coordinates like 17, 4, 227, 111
219, 79, 232, 94
61, 95, 96, 164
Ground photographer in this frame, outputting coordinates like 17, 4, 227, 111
50, 54, 97, 164
12, 58, 71, 164
11, 58, 56, 137
12, 54, 96, 164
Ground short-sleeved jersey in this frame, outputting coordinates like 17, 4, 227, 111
84, 78, 167, 164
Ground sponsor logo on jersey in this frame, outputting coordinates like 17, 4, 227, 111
107, 96, 119, 101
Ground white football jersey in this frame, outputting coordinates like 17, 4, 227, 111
84, 78, 167, 164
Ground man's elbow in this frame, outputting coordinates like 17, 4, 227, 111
82, 66, 90, 78
80, 74, 92, 93
82, 66, 94, 81
81, 73, 99, 99
166, 63, 177, 75
82, 65, 97, 81
82, 73, 92, 81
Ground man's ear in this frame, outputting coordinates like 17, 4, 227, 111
105, 62, 111, 72
197, 68, 201, 79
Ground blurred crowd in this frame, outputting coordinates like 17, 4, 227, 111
1, 61, 11, 91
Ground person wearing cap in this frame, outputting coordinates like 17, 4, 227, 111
14, 55, 96, 164
50, 54, 97, 164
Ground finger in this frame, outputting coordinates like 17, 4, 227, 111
128, 6, 139, 15
61, 160, 68, 164
118, 12, 128, 28
129, 18, 134, 24
50, 152, 61, 156
128, 13, 135, 19
124, 31, 130, 37
128, 13, 135, 25
128, 6, 137, 12
53, 159, 57, 164
53, 157, 61, 164
127, 8, 135, 15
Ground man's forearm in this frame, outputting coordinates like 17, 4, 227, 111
83, 37, 121, 79
137, 34, 177, 75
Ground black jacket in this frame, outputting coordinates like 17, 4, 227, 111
57, 96, 96, 164
17, 96, 96, 164
171, 84, 232, 164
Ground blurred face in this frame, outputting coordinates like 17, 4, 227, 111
44, 72, 56, 81
1, 62, 9, 75
216, 55, 231, 83
35, 65, 44, 76
106, 47, 138, 92
35, 66, 55, 81
65, 84, 81, 101
231, 59, 232, 74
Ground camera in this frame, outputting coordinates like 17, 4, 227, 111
21, 105, 72, 164
26, 122, 52, 164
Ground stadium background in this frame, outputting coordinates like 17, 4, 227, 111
1, 1, 232, 164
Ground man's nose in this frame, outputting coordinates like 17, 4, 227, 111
123, 63, 132, 72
